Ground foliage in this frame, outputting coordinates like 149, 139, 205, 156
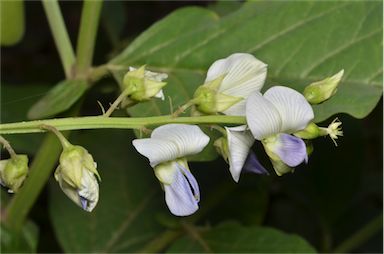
0, 1, 382, 253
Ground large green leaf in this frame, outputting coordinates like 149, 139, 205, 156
166, 222, 316, 253
111, 2, 382, 122
49, 130, 166, 252
28, 80, 88, 120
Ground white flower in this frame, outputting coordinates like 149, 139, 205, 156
55, 145, 100, 212
220, 125, 268, 182
246, 86, 314, 175
132, 124, 209, 216
194, 53, 267, 115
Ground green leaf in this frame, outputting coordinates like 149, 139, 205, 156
49, 130, 165, 252
28, 80, 88, 120
0, 84, 50, 153
166, 222, 316, 253
0, 0, 25, 46
111, 2, 382, 123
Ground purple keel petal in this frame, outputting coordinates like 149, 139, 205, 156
178, 164, 200, 202
242, 151, 269, 175
274, 134, 307, 167
164, 166, 199, 216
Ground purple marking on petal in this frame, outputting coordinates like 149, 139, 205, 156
79, 195, 88, 210
242, 151, 269, 175
274, 134, 307, 167
164, 167, 199, 216
177, 163, 200, 202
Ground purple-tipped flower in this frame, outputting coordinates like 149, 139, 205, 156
132, 124, 209, 216
215, 125, 268, 182
246, 86, 314, 176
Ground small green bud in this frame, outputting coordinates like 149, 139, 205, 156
55, 145, 100, 212
303, 69, 344, 104
214, 137, 229, 163
193, 76, 242, 114
0, 154, 28, 193
122, 66, 167, 102
294, 122, 320, 139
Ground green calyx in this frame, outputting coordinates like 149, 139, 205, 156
0, 154, 29, 193
214, 137, 229, 163
122, 65, 167, 102
294, 122, 320, 139
303, 69, 344, 104
58, 144, 100, 189
193, 75, 242, 114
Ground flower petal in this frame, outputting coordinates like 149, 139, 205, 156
78, 169, 99, 212
270, 133, 307, 167
264, 86, 314, 133
164, 165, 199, 216
178, 163, 200, 202
151, 124, 210, 158
206, 53, 267, 116
225, 125, 254, 182
246, 92, 282, 140
242, 151, 269, 175
132, 138, 179, 167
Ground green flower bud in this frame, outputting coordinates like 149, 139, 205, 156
193, 76, 242, 114
55, 145, 100, 212
122, 66, 167, 102
303, 70, 344, 104
0, 154, 28, 193
214, 137, 229, 163
294, 122, 320, 139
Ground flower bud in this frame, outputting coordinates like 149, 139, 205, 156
193, 76, 242, 114
55, 145, 100, 212
303, 70, 344, 104
122, 66, 167, 102
294, 122, 320, 139
0, 155, 28, 193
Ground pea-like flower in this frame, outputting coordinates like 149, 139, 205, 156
214, 126, 268, 182
193, 53, 267, 115
55, 145, 100, 212
132, 124, 209, 216
246, 86, 314, 176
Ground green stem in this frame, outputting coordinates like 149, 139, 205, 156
0, 135, 17, 158
41, 0, 75, 79
75, 0, 103, 77
40, 124, 70, 148
0, 115, 246, 134
4, 132, 69, 232
333, 214, 383, 253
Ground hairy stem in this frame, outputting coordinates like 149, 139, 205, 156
41, 0, 75, 79
75, 0, 103, 77
0, 115, 246, 134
